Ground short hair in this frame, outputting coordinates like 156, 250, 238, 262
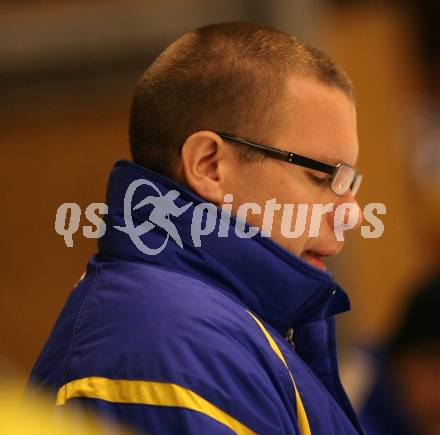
129, 22, 354, 176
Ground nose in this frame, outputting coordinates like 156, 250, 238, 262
326, 191, 363, 230
345, 191, 363, 228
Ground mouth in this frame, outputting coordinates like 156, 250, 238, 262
301, 249, 337, 271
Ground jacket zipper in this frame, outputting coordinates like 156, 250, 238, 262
286, 327, 295, 349
285, 283, 337, 349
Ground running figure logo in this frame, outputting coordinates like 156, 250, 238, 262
115, 179, 192, 255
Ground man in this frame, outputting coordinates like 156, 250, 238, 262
29, 22, 365, 434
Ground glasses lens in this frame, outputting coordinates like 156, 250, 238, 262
350, 173, 363, 196
331, 165, 357, 196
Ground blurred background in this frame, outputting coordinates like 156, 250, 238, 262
1, 0, 439, 433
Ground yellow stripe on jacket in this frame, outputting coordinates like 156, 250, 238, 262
56, 376, 255, 435
246, 310, 312, 435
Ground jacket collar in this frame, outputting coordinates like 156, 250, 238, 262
99, 160, 350, 335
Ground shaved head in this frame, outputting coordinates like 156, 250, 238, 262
129, 22, 354, 176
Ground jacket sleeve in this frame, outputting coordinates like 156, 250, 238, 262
56, 358, 299, 435
55, 316, 301, 435
52, 270, 302, 434
63, 395, 249, 434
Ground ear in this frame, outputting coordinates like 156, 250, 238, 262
179, 131, 229, 205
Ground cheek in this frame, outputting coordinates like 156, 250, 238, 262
240, 164, 287, 202
269, 185, 337, 253
227, 169, 271, 224
259, 182, 316, 256
227, 165, 332, 256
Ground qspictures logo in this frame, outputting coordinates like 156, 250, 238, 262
55, 178, 386, 253
114, 179, 192, 255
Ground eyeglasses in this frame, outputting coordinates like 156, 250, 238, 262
216, 132, 363, 197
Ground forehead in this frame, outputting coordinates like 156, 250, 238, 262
275, 76, 359, 166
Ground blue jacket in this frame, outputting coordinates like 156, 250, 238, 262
29, 160, 364, 434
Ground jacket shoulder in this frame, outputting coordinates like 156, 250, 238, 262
61, 259, 296, 433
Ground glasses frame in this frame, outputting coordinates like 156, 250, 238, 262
216, 132, 362, 197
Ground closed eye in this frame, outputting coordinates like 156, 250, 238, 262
308, 172, 329, 185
